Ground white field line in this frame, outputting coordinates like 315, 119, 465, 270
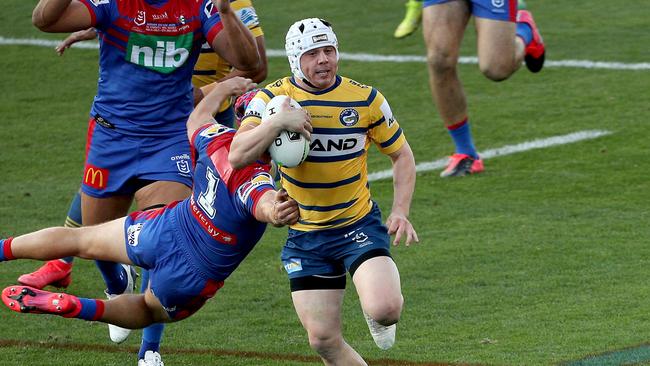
368, 130, 613, 181
1, 36, 649, 71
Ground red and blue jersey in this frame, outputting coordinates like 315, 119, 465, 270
171, 124, 274, 279
79, 0, 224, 136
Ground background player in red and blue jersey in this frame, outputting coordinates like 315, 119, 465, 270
25, 0, 260, 361
422, 0, 545, 177
0, 77, 299, 351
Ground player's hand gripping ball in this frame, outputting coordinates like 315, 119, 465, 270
262, 96, 310, 168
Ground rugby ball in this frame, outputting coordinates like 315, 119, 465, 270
262, 95, 310, 168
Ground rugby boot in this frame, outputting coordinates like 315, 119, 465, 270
18, 260, 72, 289
2, 285, 76, 315
517, 10, 545, 73
394, 0, 423, 39
138, 351, 165, 366
106, 264, 137, 343
440, 153, 484, 177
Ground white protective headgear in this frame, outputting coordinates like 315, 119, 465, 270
285, 18, 339, 82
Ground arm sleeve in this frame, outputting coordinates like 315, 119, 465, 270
239, 88, 274, 127
200, 0, 224, 45
367, 89, 406, 155
78, 0, 113, 29
233, 167, 275, 217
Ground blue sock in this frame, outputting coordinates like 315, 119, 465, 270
0, 238, 14, 262
448, 119, 478, 158
516, 22, 533, 46
139, 323, 165, 359
96, 261, 128, 295
138, 269, 165, 359
73, 297, 105, 321
61, 191, 83, 264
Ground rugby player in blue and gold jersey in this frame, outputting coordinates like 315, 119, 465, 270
230, 18, 419, 366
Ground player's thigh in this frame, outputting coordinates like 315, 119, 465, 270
422, 0, 471, 60
135, 180, 191, 210
291, 289, 345, 338
352, 256, 403, 317
77, 217, 132, 264
81, 192, 132, 225
475, 17, 517, 73
143, 287, 173, 323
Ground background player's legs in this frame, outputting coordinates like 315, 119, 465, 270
134, 180, 191, 364
18, 190, 83, 289
475, 17, 522, 81
394, 0, 424, 39
138, 270, 165, 361
82, 193, 133, 295
82, 192, 137, 343
423, 2, 483, 177
353, 256, 403, 350
291, 289, 367, 366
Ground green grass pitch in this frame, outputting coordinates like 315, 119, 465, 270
0, 1, 649, 365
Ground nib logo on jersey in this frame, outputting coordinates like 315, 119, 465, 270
126, 32, 193, 74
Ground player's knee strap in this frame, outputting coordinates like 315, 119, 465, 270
349, 248, 392, 278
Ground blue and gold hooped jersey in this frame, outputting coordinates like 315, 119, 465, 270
241, 76, 406, 231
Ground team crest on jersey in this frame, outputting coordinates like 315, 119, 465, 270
339, 108, 359, 126
135, 10, 146, 26
91, 0, 109, 5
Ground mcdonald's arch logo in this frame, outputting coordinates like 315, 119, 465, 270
83, 164, 109, 190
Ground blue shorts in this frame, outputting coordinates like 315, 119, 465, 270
123, 203, 223, 320
424, 0, 517, 21
81, 117, 193, 198
281, 202, 391, 290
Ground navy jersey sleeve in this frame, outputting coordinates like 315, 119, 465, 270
199, 0, 224, 45
78, 0, 114, 29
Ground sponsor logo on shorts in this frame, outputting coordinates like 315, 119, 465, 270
339, 108, 359, 126
127, 223, 144, 246
284, 258, 303, 274
83, 164, 109, 190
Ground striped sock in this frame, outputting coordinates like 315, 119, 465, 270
63, 297, 105, 321
447, 118, 478, 158
0, 238, 15, 262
